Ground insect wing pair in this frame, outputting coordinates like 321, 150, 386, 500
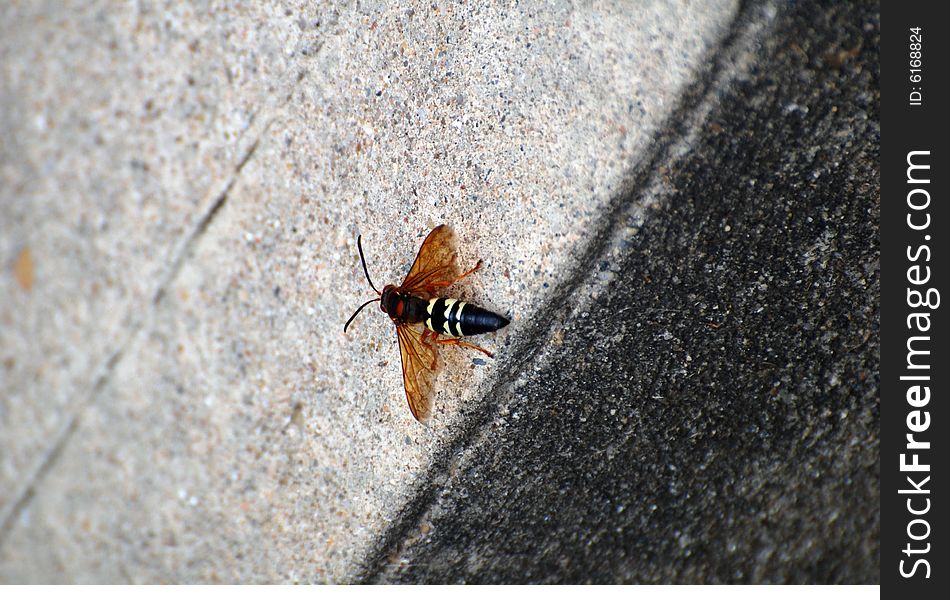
344, 225, 509, 421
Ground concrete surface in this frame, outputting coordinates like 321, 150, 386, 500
1, 0, 742, 583
1, 0, 328, 527
364, 0, 880, 584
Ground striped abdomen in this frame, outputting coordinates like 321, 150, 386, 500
424, 297, 509, 338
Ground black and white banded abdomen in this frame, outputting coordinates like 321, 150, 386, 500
424, 297, 510, 338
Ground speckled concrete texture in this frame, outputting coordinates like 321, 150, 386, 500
2, 0, 738, 583
1, 0, 330, 519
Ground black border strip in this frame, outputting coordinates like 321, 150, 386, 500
881, 1, 946, 597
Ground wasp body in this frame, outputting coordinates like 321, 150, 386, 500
381, 287, 509, 339
345, 225, 510, 421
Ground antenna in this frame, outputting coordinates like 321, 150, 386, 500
357, 235, 380, 294
344, 297, 379, 332
344, 234, 382, 332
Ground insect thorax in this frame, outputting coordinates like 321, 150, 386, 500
381, 288, 428, 324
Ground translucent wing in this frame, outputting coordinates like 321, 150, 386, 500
400, 224, 460, 295
395, 323, 439, 422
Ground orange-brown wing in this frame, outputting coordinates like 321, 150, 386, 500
399, 224, 459, 295
395, 323, 439, 422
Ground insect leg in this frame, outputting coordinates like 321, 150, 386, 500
415, 328, 440, 369
424, 259, 483, 293
434, 336, 494, 358
453, 259, 483, 284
